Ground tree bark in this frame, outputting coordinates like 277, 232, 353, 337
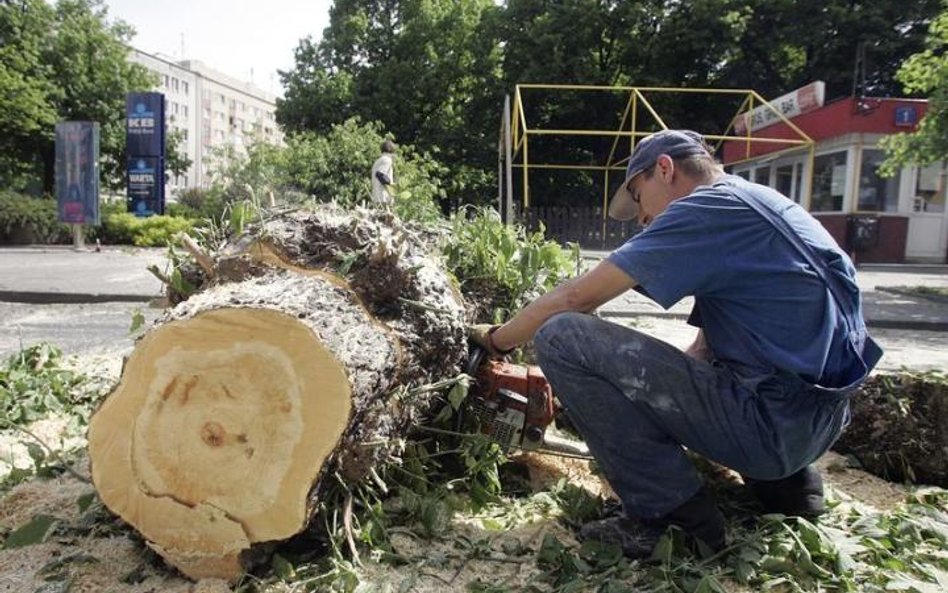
87, 207, 467, 582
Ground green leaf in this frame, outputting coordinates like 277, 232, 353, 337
271, 553, 295, 580
650, 532, 674, 563
76, 492, 96, 514
734, 559, 756, 583
448, 375, 470, 410
3, 514, 57, 549
129, 310, 145, 334
26, 442, 46, 467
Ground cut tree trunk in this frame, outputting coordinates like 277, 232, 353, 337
87, 207, 467, 582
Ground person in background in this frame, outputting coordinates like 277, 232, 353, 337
470, 129, 881, 558
371, 139, 397, 210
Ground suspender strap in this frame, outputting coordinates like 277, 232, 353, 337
723, 180, 858, 323
722, 179, 883, 376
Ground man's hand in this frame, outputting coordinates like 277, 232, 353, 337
468, 324, 512, 358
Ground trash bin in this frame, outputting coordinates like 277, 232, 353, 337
847, 215, 879, 251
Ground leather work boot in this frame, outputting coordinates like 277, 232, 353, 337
745, 464, 825, 518
579, 488, 726, 559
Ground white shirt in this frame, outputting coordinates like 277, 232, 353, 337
370, 153, 395, 205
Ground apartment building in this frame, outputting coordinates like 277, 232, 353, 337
128, 48, 282, 195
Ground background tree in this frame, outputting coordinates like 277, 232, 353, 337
278, 0, 941, 209
0, 0, 59, 192
713, 0, 940, 100
0, 0, 189, 194
278, 0, 502, 202
880, 3, 948, 173
203, 118, 445, 224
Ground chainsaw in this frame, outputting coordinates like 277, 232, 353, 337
463, 345, 591, 458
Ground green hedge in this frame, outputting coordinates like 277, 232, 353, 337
96, 212, 195, 247
0, 191, 194, 247
0, 191, 71, 244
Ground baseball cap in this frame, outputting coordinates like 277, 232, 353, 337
609, 129, 711, 221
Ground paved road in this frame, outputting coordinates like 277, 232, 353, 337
0, 301, 163, 361
0, 246, 946, 374
0, 246, 165, 302
1, 302, 945, 375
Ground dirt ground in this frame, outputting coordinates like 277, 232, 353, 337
0, 345, 927, 593
0, 442, 913, 593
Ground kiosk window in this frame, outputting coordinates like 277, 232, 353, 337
812, 151, 848, 212
857, 149, 900, 212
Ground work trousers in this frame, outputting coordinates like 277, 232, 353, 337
534, 312, 851, 519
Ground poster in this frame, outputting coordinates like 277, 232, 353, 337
126, 156, 165, 216
55, 121, 100, 225
126, 92, 166, 156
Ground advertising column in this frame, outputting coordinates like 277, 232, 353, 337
126, 92, 166, 216
55, 121, 100, 247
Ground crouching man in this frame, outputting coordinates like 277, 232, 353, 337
470, 130, 881, 557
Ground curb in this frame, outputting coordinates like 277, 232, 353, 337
0, 291, 158, 305
875, 286, 948, 305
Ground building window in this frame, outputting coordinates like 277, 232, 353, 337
753, 167, 770, 186
182, 105, 188, 118
163, 75, 169, 88
219, 94, 226, 104
915, 161, 947, 213
776, 162, 804, 204
172, 77, 179, 92
811, 151, 848, 212
857, 149, 900, 212
181, 129, 188, 141
182, 81, 189, 95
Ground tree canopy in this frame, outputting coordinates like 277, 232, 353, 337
276, 0, 941, 206
880, 3, 948, 174
0, 0, 189, 193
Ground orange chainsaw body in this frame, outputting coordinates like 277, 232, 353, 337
472, 358, 557, 450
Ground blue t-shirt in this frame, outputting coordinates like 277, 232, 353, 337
608, 175, 870, 388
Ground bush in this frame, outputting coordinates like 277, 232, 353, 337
441, 207, 578, 323
172, 187, 228, 220
98, 212, 195, 247
0, 191, 71, 244
282, 119, 447, 225
204, 118, 447, 225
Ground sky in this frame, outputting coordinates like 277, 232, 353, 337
104, 0, 334, 96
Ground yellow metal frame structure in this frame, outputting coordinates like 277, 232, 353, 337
499, 84, 816, 234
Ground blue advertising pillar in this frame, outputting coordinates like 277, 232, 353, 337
126, 92, 166, 216
55, 121, 100, 247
